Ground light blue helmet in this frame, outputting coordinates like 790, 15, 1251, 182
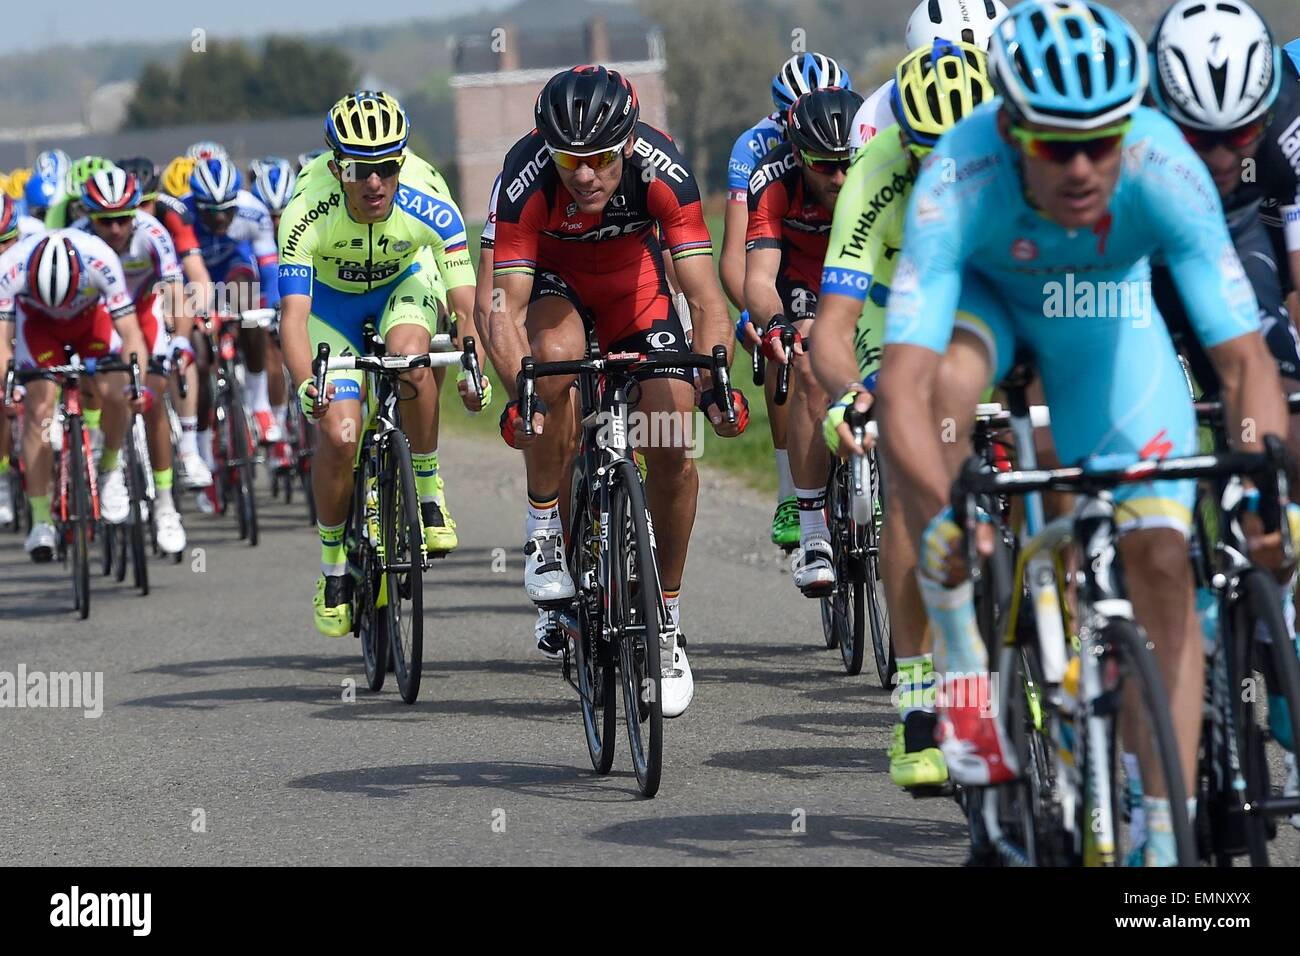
34, 149, 71, 193
1284, 38, 1300, 75
771, 53, 852, 114
989, 0, 1147, 130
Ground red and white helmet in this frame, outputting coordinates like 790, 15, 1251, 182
26, 235, 85, 309
82, 168, 142, 215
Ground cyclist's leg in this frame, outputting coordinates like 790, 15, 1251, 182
378, 262, 456, 553
226, 250, 275, 440
1027, 271, 1200, 864
778, 277, 836, 592
520, 273, 587, 603
884, 273, 1018, 785
305, 312, 364, 636
13, 311, 58, 538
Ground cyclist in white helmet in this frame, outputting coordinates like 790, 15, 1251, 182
850, 0, 1007, 150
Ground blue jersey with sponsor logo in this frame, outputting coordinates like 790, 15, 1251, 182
727, 112, 785, 197
185, 190, 281, 307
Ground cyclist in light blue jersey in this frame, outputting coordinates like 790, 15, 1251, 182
876, 0, 1290, 865
719, 52, 851, 549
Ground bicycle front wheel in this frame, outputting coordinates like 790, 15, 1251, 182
67, 416, 92, 619
381, 429, 424, 704
611, 461, 663, 797
821, 459, 865, 673
569, 467, 616, 773
1086, 620, 1196, 867
124, 419, 149, 596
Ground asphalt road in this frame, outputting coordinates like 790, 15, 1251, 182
2, 434, 1295, 866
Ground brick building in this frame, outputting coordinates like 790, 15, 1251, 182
451, 13, 667, 225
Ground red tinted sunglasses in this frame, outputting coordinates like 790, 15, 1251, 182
1178, 117, 1269, 153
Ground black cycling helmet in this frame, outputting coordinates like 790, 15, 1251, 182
535, 65, 640, 152
787, 87, 864, 155
115, 157, 160, 198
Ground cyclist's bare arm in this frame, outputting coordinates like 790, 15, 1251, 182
877, 343, 949, 520
446, 283, 478, 347
720, 201, 749, 310
1210, 330, 1289, 451
179, 253, 213, 321
743, 245, 788, 356
279, 293, 315, 390
484, 272, 534, 402
674, 254, 732, 365
473, 251, 495, 355
812, 292, 869, 399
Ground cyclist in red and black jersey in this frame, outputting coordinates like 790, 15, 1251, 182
487, 66, 746, 712
745, 87, 862, 597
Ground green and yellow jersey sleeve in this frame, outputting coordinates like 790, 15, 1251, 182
820, 132, 917, 381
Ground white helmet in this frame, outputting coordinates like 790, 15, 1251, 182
185, 141, 229, 161
906, 0, 1008, 50
1150, 0, 1280, 131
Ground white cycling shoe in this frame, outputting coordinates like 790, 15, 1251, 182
661, 632, 694, 718
178, 450, 213, 489
155, 505, 186, 554
99, 464, 129, 524
524, 530, 575, 604
792, 538, 835, 596
0, 479, 13, 525
25, 522, 56, 562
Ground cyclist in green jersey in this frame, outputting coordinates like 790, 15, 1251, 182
813, 41, 994, 789
277, 91, 487, 637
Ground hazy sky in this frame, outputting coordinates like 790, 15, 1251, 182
1, 0, 526, 54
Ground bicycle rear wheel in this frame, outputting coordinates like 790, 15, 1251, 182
381, 429, 424, 704
569, 467, 616, 773
67, 416, 91, 619
611, 462, 664, 797
1087, 619, 1196, 867
1226, 570, 1300, 865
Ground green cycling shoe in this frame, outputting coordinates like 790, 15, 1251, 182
889, 714, 948, 789
313, 573, 353, 638
770, 496, 799, 549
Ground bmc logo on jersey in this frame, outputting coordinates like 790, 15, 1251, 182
749, 152, 796, 193
506, 144, 553, 203
631, 138, 688, 184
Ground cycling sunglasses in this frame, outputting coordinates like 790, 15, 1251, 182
1178, 116, 1270, 153
1009, 120, 1132, 163
334, 154, 406, 180
799, 150, 852, 175
548, 141, 627, 171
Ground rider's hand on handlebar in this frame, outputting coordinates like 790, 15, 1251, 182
127, 385, 154, 415
499, 397, 547, 449
457, 370, 493, 414
760, 315, 803, 364
920, 505, 995, 588
298, 378, 335, 420
823, 387, 875, 459
735, 311, 762, 355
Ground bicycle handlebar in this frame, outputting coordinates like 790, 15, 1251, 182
1195, 391, 1300, 422
773, 326, 794, 406
460, 336, 485, 403
517, 346, 735, 438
